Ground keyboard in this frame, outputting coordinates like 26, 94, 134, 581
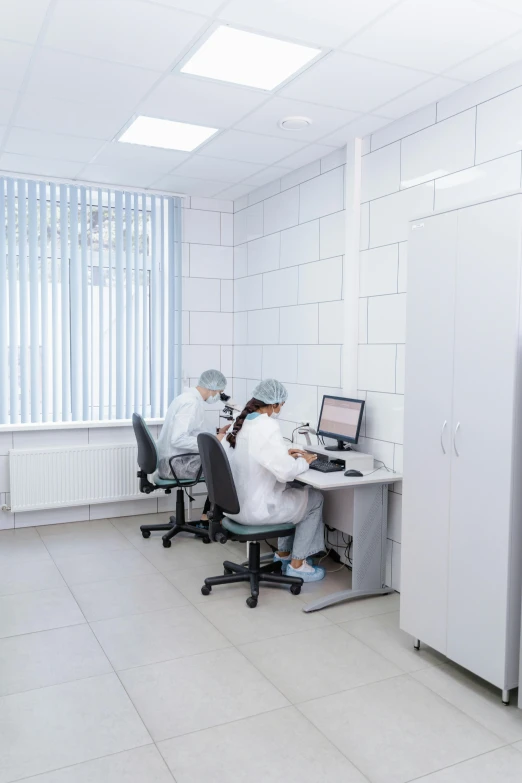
309, 460, 345, 473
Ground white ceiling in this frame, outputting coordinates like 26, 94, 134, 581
0, 0, 522, 199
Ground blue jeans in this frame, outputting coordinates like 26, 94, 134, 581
277, 487, 325, 560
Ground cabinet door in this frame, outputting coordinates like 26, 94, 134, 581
400, 211, 458, 654
447, 196, 522, 687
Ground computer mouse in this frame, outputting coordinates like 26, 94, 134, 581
344, 469, 363, 477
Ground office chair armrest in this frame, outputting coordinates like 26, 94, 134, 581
168, 452, 202, 483
208, 505, 228, 544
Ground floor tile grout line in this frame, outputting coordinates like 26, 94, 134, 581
13, 743, 163, 783
404, 743, 516, 782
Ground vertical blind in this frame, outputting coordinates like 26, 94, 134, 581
0, 176, 183, 425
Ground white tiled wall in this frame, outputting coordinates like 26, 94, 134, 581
359, 60, 522, 580
231, 150, 346, 442
182, 198, 234, 401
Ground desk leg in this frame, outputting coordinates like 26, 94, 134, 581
303, 483, 394, 613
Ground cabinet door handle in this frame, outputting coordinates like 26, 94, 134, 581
440, 420, 447, 454
454, 422, 461, 456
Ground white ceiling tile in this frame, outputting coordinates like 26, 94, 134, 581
170, 155, 264, 183
44, 0, 207, 71
277, 142, 336, 170
376, 76, 467, 119
139, 74, 268, 128
0, 41, 33, 91
480, 0, 522, 13
216, 184, 255, 200
244, 165, 292, 187
0, 0, 51, 44
199, 129, 307, 164
0, 152, 82, 179
235, 96, 358, 142
0, 126, 7, 146
92, 141, 190, 167
26, 49, 160, 107
320, 115, 390, 145
148, 0, 223, 11
447, 31, 522, 82
4, 127, 104, 163
344, 0, 522, 74
79, 161, 171, 189
219, 0, 401, 48
13, 93, 130, 140
0, 90, 17, 125
150, 173, 229, 196
280, 51, 431, 113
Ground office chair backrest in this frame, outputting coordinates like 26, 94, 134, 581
198, 432, 240, 515
132, 413, 157, 475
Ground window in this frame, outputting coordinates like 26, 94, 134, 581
0, 177, 183, 424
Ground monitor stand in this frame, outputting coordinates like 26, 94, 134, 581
324, 440, 353, 452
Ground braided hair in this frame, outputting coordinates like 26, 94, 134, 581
226, 397, 267, 448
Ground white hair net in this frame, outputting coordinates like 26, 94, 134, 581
198, 369, 227, 391
252, 379, 288, 405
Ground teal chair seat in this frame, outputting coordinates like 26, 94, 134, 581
222, 518, 296, 540
154, 475, 205, 488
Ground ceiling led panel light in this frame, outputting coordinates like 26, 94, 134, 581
118, 116, 218, 152
181, 26, 321, 90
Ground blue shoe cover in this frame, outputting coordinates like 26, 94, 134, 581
285, 563, 326, 582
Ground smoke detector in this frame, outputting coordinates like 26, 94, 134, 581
278, 116, 312, 131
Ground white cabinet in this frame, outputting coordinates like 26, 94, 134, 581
400, 193, 522, 696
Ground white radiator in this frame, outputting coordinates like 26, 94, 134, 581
9, 444, 143, 512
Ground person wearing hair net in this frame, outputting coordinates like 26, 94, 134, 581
225, 378, 326, 582
156, 369, 229, 484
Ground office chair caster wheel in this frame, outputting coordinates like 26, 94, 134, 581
162, 538, 172, 548
202, 535, 211, 544
141, 530, 151, 539
201, 585, 211, 596
246, 596, 258, 608
290, 584, 301, 595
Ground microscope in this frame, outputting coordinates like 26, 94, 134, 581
217, 392, 241, 432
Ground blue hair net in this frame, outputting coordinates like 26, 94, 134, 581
252, 379, 288, 405
198, 369, 227, 391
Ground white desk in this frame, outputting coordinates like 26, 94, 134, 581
297, 467, 402, 613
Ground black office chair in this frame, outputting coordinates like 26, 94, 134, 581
197, 432, 304, 608
132, 413, 209, 548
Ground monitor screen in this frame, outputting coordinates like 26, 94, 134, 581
317, 396, 365, 444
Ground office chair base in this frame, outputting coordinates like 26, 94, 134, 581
201, 542, 303, 608
140, 518, 211, 547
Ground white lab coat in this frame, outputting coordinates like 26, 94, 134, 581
156, 387, 206, 478
225, 413, 310, 526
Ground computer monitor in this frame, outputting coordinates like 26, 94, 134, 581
317, 395, 365, 452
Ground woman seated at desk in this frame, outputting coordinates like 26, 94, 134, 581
225, 378, 326, 583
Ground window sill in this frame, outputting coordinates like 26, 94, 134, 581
0, 418, 164, 433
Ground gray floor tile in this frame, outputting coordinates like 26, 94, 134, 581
197, 589, 331, 645
316, 591, 400, 622
0, 559, 66, 596
239, 624, 402, 703
413, 663, 522, 743
36, 520, 117, 538
0, 674, 151, 783
70, 573, 188, 622
0, 587, 84, 638
41, 527, 134, 558
119, 647, 289, 741
135, 536, 230, 574
299, 675, 503, 783
158, 707, 368, 783
0, 528, 52, 564
413, 747, 522, 781
17, 746, 175, 783
0, 625, 112, 697
340, 611, 446, 672
54, 548, 158, 586
91, 605, 231, 670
